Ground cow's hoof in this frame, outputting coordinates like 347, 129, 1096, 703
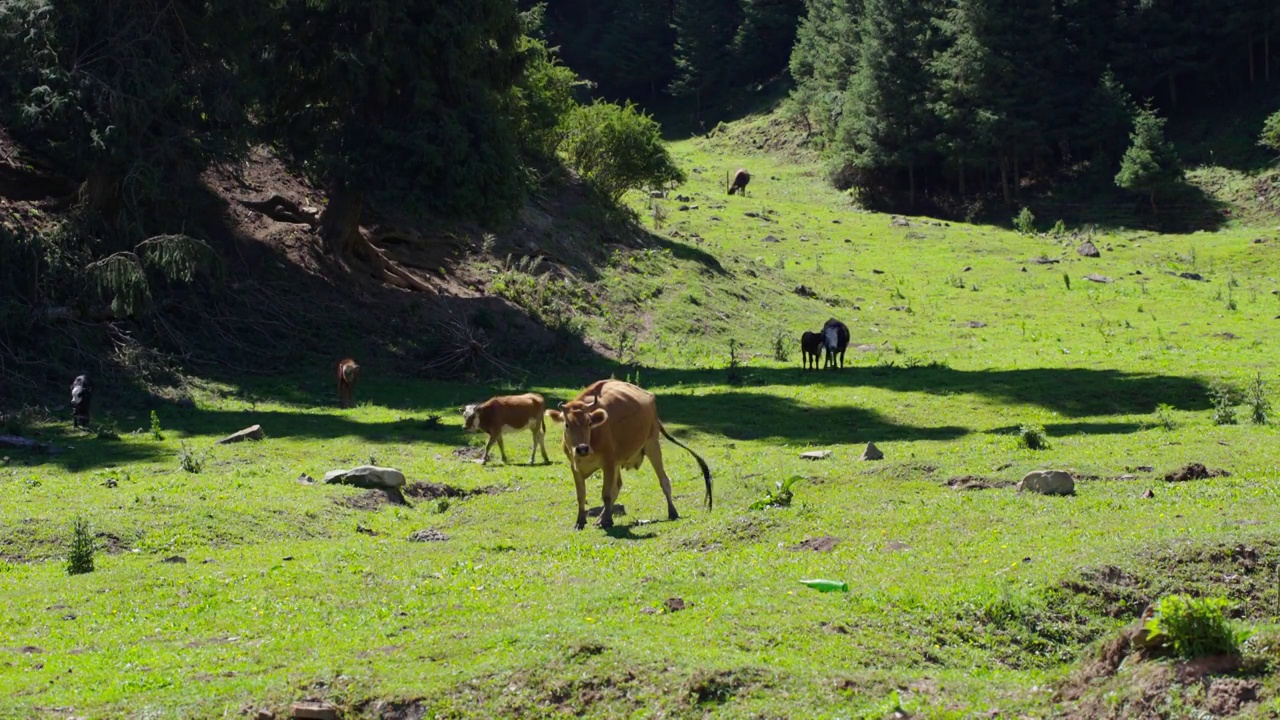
668, 510, 680, 521
574, 522, 585, 531
596, 516, 614, 529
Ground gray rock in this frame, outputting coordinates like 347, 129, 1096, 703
1178, 271, 1204, 281
217, 425, 263, 444
1016, 470, 1075, 496
408, 529, 448, 542
860, 442, 884, 461
649, 190, 664, 198
1077, 240, 1101, 257
762, 234, 780, 243
290, 701, 338, 720
800, 450, 832, 460
1084, 273, 1113, 283
323, 465, 406, 489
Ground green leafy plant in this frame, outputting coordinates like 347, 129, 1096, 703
66, 517, 96, 576
1013, 206, 1035, 235
1210, 382, 1238, 425
1154, 403, 1178, 431
1062, 272, 1071, 291
559, 100, 686, 202
726, 338, 745, 387
1248, 372, 1271, 425
1143, 595, 1246, 659
150, 410, 164, 441
1050, 219, 1067, 237
1017, 423, 1050, 450
178, 443, 206, 473
772, 330, 790, 362
750, 475, 803, 510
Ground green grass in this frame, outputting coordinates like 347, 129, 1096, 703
7, 114, 1280, 718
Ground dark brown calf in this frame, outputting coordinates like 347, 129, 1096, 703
727, 168, 751, 196
462, 393, 551, 465
337, 358, 360, 408
800, 331, 823, 370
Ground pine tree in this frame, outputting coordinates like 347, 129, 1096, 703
1115, 104, 1184, 213
669, 0, 740, 119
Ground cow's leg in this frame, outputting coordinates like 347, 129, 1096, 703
597, 465, 620, 529
496, 434, 510, 464
573, 468, 588, 530
646, 438, 679, 521
481, 435, 496, 464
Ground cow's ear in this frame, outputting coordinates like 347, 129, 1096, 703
588, 409, 609, 427
546, 409, 564, 424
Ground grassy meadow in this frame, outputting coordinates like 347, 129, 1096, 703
7, 116, 1280, 718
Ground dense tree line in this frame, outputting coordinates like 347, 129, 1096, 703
789, 0, 1280, 211
0, 0, 681, 312
522, 0, 804, 109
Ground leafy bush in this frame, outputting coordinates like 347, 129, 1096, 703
1210, 382, 1238, 425
559, 100, 686, 202
178, 443, 206, 473
1144, 595, 1245, 659
1260, 110, 1280, 154
1017, 423, 1050, 450
66, 517, 95, 576
750, 475, 803, 510
1154, 403, 1177, 431
1013, 207, 1036, 234
150, 411, 164, 441
1248, 372, 1271, 425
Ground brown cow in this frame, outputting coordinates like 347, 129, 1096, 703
462, 393, 551, 465
546, 380, 712, 530
727, 168, 751, 196
337, 358, 360, 408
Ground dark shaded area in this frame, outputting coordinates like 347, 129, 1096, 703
987, 421, 1150, 437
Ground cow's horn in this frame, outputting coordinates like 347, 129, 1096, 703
557, 401, 566, 410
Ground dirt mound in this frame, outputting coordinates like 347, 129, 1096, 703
945, 475, 1012, 490
789, 536, 839, 552
404, 481, 501, 499
1163, 463, 1230, 482
452, 446, 485, 461
336, 488, 408, 510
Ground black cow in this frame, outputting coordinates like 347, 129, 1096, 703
822, 319, 850, 369
70, 374, 93, 429
800, 331, 823, 370
727, 168, 751, 196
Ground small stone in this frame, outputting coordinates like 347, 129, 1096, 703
1016, 470, 1075, 496
872, 269, 885, 274
664, 597, 687, 613
256, 711, 276, 720
217, 425, 263, 444
1084, 273, 1113, 283
762, 234, 780, 243
290, 701, 338, 720
962, 266, 972, 272
967, 321, 987, 328
649, 190, 664, 198
1178, 271, 1204, 281
1077, 240, 1101, 257
408, 529, 448, 542
860, 442, 884, 461
745, 212, 760, 218
297, 473, 315, 485
162, 555, 187, 564
800, 450, 832, 460
1141, 489, 1155, 499
678, 204, 690, 211
1020, 267, 1028, 272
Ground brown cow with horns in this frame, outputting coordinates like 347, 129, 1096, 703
546, 380, 712, 530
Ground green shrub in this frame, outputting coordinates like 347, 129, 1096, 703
1210, 382, 1238, 425
66, 517, 96, 576
1260, 110, 1280, 154
1248, 372, 1271, 425
750, 475, 803, 510
1013, 206, 1035, 234
178, 443, 206, 473
1017, 423, 1050, 450
559, 100, 686, 202
1144, 595, 1245, 659
150, 410, 164, 440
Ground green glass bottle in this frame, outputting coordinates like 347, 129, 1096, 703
799, 578, 848, 593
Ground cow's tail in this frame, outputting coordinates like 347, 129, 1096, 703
658, 420, 713, 511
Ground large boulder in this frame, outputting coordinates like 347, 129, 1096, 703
1017, 470, 1075, 496
323, 465, 406, 489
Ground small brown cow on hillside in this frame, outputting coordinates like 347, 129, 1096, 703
337, 358, 360, 408
727, 168, 751, 196
462, 393, 551, 465
547, 380, 712, 530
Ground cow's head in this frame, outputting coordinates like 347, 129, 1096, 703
461, 404, 479, 432
546, 397, 608, 457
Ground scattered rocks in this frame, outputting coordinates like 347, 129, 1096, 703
789, 536, 839, 552
762, 234, 780, 243
355, 524, 376, 536
1163, 463, 1230, 482
1028, 256, 1060, 265
794, 284, 817, 298
890, 216, 910, 227
297, 473, 315, 485
407, 529, 448, 542
1016, 470, 1075, 496
1077, 240, 1101, 257
649, 190, 664, 198
161, 555, 187, 564
745, 211, 760, 218
1206, 677, 1260, 716
586, 504, 627, 517
678, 204, 690, 211
290, 701, 338, 720
1177, 271, 1205, 281
888, 305, 909, 311
967, 320, 987, 328
323, 465, 406, 489
860, 442, 884, 461
664, 597, 687, 613
1252, 237, 1269, 244
217, 425, 263, 445
1084, 273, 1113, 284
800, 450, 832, 460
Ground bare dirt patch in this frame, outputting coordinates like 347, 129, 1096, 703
1163, 462, 1231, 482
789, 536, 839, 552
451, 446, 485, 462
335, 488, 408, 510
944, 475, 1012, 490
404, 481, 501, 500
684, 668, 769, 707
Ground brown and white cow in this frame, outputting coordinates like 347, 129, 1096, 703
462, 393, 551, 465
337, 358, 360, 408
546, 380, 712, 530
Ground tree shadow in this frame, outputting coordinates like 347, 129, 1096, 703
986, 421, 1150, 437
641, 230, 728, 276
7, 429, 169, 472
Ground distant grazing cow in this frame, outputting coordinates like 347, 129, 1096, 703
727, 168, 751, 196
800, 331, 823, 370
546, 380, 712, 530
337, 358, 360, 408
462, 393, 551, 465
822, 318, 850, 369
70, 374, 92, 429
